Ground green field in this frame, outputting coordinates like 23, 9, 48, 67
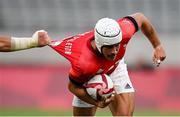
0, 108, 180, 116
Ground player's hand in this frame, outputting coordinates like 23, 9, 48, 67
96, 94, 115, 108
37, 30, 51, 47
32, 30, 51, 47
153, 44, 166, 67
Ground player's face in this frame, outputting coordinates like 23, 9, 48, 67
101, 43, 120, 61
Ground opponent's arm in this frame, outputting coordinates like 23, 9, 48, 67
0, 36, 11, 52
68, 79, 113, 108
131, 12, 166, 66
0, 30, 51, 52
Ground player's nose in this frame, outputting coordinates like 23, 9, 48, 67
111, 46, 118, 55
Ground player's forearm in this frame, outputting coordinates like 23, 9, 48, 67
141, 21, 161, 49
0, 36, 11, 52
0, 30, 49, 52
11, 36, 38, 51
132, 13, 161, 48
68, 81, 98, 106
0, 36, 38, 52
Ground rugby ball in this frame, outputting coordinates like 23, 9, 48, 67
84, 74, 114, 100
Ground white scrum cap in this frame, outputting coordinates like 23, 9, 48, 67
94, 18, 122, 53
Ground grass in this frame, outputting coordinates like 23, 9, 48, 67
0, 108, 180, 116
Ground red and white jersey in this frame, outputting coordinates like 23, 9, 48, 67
49, 16, 138, 84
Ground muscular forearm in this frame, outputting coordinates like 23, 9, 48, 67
0, 36, 38, 52
0, 30, 50, 52
68, 81, 98, 106
141, 19, 161, 48
132, 13, 161, 48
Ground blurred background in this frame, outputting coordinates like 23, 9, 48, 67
0, 0, 180, 116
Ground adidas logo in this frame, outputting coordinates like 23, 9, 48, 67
125, 83, 132, 89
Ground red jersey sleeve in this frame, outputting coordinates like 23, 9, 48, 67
69, 67, 84, 85
117, 16, 139, 40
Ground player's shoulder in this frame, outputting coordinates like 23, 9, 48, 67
117, 16, 139, 32
116, 16, 138, 40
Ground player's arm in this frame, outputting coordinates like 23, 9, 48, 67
68, 77, 113, 108
0, 30, 51, 52
0, 36, 11, 52
131, 12, 166, 66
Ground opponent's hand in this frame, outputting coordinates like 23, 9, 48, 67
96, 94, 115, 108
38, 30, 51, 47
153, 44, 166, 67
33, 30, 51, 47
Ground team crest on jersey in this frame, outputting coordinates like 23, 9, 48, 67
49, 41, 62, 46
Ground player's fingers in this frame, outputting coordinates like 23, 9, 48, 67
111, 93, 115, 98
160, 56, 166, 61
153, 59, 161, 67
38, 31, 48, 39
156, 59, 161, 67
153, 54, 161, 67
38, 31, 51, 45
104, 94, 114, 103
104, 98, 111, 104
101, 96, 106, 101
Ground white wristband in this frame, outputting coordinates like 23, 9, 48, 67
11, 37, 38, 51
10, 30, 44, 51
